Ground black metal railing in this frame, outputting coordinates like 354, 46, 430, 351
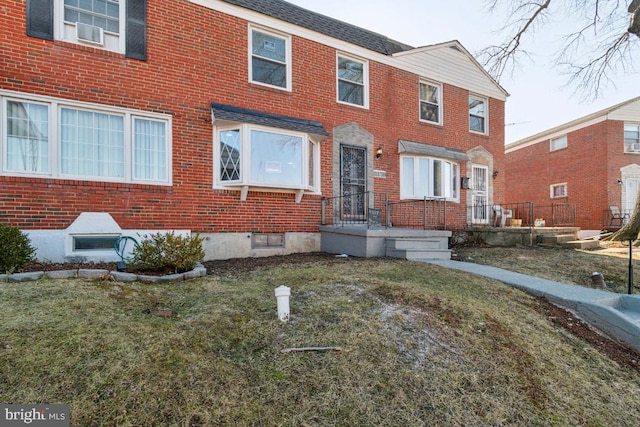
533, 203, 577, 227
321, 192, 448, 230
321, 192, 389, 227
467, 201, 576, 228
387, 197, 447, 230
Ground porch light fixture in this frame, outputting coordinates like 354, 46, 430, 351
492, 170, 499, 178
376, 146, 383, 159
618, 179, 623, 185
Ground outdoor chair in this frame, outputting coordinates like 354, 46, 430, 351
609, 206, 628, 227
492, 205, 513, 227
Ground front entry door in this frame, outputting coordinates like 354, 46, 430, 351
471, 165, 489, 224
340, 145, 366, 220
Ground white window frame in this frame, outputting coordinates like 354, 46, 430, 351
248, 25, 292, 91
550, 135, 567, 151
624, 124, 640, 153
0, 90, 172, 185
214, 123, 321, 195
469, 95, 488, 135
400, 155, 460, 202
336, 53, 369, 109
419, 80, 442, 125
55, 0, 126, 54
550, 183, 568, 198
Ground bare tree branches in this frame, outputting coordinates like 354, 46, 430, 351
479, 0, 639, 98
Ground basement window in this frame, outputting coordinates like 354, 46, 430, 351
72, 235, 119, 251
252, 233, 284, 249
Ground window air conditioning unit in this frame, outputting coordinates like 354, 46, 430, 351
630, 143, 640, 152
76, 22, 104, 46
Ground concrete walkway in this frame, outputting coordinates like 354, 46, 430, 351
425, 260, 640, 353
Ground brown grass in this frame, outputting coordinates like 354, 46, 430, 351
1, 256, 640, 426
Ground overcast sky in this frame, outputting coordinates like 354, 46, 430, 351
287, 0, 639, 144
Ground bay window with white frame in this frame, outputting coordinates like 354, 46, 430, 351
217, 124, 320, 194
401, 156, 460, 201
1, 93, 171, 184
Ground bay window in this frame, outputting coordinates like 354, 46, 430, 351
216, 124, 320, 196
401, 156, 459, 200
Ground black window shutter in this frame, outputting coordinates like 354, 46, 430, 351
26, 0, 54, 40
126, 0, 147, 60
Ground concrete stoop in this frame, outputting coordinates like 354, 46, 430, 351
385, 237, 451, 260
560, 239, 601, 250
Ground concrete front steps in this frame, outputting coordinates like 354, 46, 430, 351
536, 229, 601, 250
385, 237, 451, 260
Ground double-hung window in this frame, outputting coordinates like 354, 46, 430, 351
401, 156, 459, 201
217, 125, 320, 195
1, 92, 170, 184
26, 0, 147, 59
624, 124, 640, 153
250, 27, 291, 90
469, 95, 487, 134
337, 54, 368, 108
419, 81, 441, 124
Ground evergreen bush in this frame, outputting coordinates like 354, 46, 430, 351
0, 223, 36, 274
129, 231, 204, 274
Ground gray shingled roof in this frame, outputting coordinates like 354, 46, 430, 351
220, 0, 414, 55
211, 103, 329, 136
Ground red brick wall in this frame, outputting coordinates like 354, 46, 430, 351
505, 120, 627, 230
1, 0, 504, 233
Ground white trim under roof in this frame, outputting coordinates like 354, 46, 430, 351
189, 0, 507, 101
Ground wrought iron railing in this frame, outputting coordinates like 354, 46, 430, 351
467, 201, 576, 227
321, 192, 448, 230
387, 197, 447, 230
321, 192, 389, 227
533, 203, 577, 227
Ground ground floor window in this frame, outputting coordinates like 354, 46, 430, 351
550, 183, 567, 198
1, 91, 171, 184
401, 156, 459, 201
216, 124, 320, 192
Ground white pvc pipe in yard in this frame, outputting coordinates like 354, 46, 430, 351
274, 285, 291, 322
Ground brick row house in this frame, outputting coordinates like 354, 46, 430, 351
1, 0, 507, 262
505, 97, 640, 231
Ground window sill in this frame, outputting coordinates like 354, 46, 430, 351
217, 184, 318, 203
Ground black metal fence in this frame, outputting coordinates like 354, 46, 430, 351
387, 197, 447, 230
321, 192, 389, 227
467, 202, 576, 228
321, 192, 447, 230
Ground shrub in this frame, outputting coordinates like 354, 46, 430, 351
0, 223, 36, 274
129, 231, 205, 274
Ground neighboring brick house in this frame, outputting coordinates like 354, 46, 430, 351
505, 97, 640, 231
1, 0, 507, 262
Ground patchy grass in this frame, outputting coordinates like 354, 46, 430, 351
1, 257, 640, 426
455, 242, 640, 294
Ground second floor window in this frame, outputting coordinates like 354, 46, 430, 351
419, 82, 441, 124
250, 28, 290, 90
337, 55, 367, 108
625, 124, 640, 153
469, 95, 487, 134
